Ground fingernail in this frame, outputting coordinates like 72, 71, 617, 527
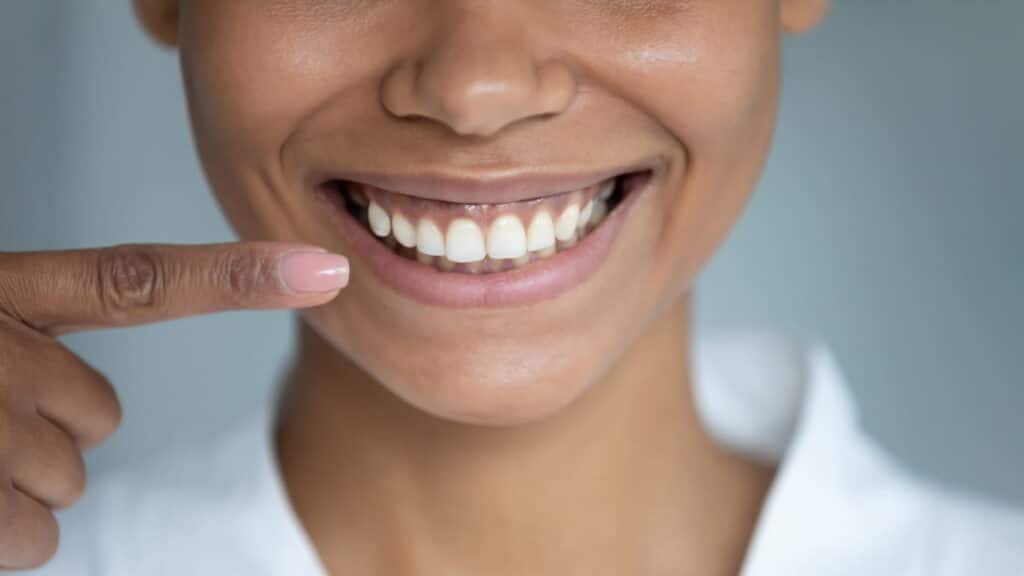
279, 251, 349, 293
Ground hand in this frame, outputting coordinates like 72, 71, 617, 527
0, 242, 348, 569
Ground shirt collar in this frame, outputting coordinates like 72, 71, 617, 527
698, 330, 929, 575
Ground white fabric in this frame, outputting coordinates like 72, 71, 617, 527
29, 329, 1024, 575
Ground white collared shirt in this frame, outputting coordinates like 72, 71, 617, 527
30, 330, 1024, 575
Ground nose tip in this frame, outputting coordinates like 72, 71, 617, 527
381, 32, 577, 137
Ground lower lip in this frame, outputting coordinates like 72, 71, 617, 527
316, 178, 650, 309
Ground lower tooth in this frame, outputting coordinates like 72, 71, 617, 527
417, 252, 435, 266
538, 245, 556, 258
513, 254, 530, 268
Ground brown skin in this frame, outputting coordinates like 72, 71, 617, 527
141, 0, 829, 574
0, 0, 829, 573
0, 242, 347, 569
146, 0, 826, 428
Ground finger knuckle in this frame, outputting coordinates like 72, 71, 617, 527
96, 245, 166, 319
218, 246, 275, 306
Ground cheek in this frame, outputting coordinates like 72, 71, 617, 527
584, 8, 783, 294
178, 5, 412, 242
177, 9, 341, 241
180, 10, 320, 155
179, 3, 404, 158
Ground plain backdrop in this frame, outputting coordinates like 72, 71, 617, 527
2, 2, 1022, 505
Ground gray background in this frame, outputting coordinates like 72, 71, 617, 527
2, 2, 1022, 504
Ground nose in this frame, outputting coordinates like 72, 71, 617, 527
380, 6, 577, 138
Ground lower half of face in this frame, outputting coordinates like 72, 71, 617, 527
179, 0, 782, 425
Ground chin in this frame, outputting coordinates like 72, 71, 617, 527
398, 365, 592, 427
301, 304, 603, 427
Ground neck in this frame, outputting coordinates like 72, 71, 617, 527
275, 293, 774, 576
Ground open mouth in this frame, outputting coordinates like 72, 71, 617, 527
320, 169, 652, 275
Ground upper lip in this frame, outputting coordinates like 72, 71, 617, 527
323, 161, 658, 205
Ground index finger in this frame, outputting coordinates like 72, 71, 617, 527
0, 241, 349, 335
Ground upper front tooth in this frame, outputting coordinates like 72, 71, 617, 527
555, 203, 580, 241
487, 214, 527, 260
526, 210, 555, 252
598, 179, 615, 200
368, 202, 391, 237
416, 219, 445, 256
392, 213, 417, 248
446, 218, 486, 263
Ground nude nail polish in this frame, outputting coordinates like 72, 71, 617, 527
279, 251, 350, 293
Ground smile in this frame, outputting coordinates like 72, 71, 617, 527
336, 172, 637, 273
316, 166, 657, 307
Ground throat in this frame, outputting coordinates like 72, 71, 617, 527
274, 297, 775, 576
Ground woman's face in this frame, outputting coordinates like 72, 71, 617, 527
149, 0, 824, 425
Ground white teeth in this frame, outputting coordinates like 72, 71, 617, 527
526, 210, 555, 252
446, 218, 486, 263
598, 179, 615, 200
486, 214, 527, 260
392, 213, 417, 248
554, 203, 580, 241
368, 202, 391, 237
578, 199, 594, 230
416, 219, 446, 256
370, 192, 613, 271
